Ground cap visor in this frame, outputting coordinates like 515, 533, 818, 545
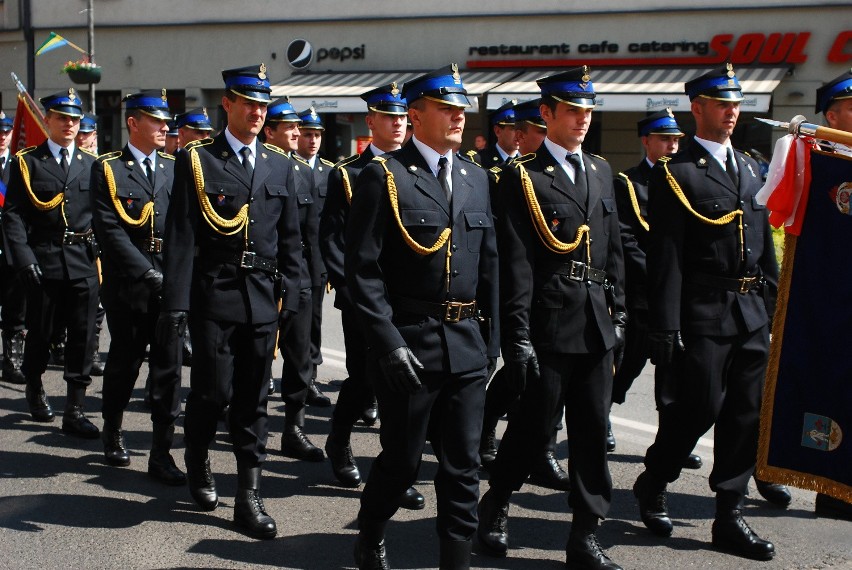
49, 107, 84, 118
230, 89, 271, 103
368, 104, 408, 115
551, 95, 596, 109
698, 91, 744, 102
423, 93, 471, 108
139, 108, 173, 121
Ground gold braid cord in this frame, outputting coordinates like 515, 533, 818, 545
661, 160, 745, 260
618, 172, 649, 232
17, 154, 63, 211
341, 167, 353, 205
103, 158, 153, 228
519, 163, 590, 258
190, 146, 249, 237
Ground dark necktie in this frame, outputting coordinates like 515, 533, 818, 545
566, 153, 587, 195
143, 157, 155, 188
437, 156, 451, 203
240, 146, 254, 182
1, 156, 6, 168
725, 147, 739, 188
59, 147, 69, 174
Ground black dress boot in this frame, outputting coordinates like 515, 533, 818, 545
281, 423, 325, 461
185, 448, 218, 511
306, 376, 331, 407
2, 330, 26, 384
360, 396, 378, 426
566, 512, 623, 570
476, 488, 511, 556
754, 478, 792, 507
439, 538, 471, 570
399, 486, 425, 510
606, 419, 616, 453
479, 427, 497, 468
528, 450, 571, 491
25, 377, 54, 422
633, 471, 673, 536
234, 466, 277, 539
712, 509, 775, 560
102, 418, 130, 466
354, 519, 389, 570
683, 453, 703, 469
148, 424, 186, 486
325, 425, 361, 487
62, 386, 99, 438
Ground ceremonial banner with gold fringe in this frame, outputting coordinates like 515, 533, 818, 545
757, 145, 852, 503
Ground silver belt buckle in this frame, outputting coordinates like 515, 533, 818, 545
240, 251, 257, 269
569, 260, 586, 281
146, 237, 163, 253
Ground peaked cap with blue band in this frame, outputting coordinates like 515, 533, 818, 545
123, 89, 172, 120
166, 119, 178, 136
0, 111, 13, 132
175, 107, 213, 131
816, 68, 852, 114
267, 97, 300, 122
78, 113, 98, 133
537, 66, 596, 109
298, 107, 324, 130
40, 89, 84, 118
637, 108, 684, 137
513, 98, 546, 129
685, 64, 743, 102
361, 83, 408, 115
402, 64, 470, 108
490, 99, 516, 126
222, 63, 272, 103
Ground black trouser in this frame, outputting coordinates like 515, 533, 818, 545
22, 275, 99, 387
310, 282, 325, 369
184, 317, 277, 467
0, 262, 27, 334
611, 307, 649, 405
644, 326, 769, 510
279, 287, 312, 425
101, 306, 182, 426
359, 364, 487, 541
489, 349, 614, 519
483, 367, 560, 453
330, 305, 374, 430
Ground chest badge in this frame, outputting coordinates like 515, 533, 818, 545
217, 194, 226, 206
126, 199, 134, 210
551, 218, 560, 231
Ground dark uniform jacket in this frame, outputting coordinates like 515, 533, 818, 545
291, 155, 320, 289
646, 140, 778, 337
496, 144, 625, 354
161, 133, 302, 324
2, 141, 98, 280
308, 156, 333, 281
0, 153, 12, 265
91, 146, 175, 312
613, 158, 652, 312
345, 140, 499, 373
319, 147, 375, 309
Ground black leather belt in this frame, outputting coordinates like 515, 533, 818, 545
138, 237, 163, 253
549, 260, 608, 285
62, 229, 94, 245
690, 272, 763, 294
197, 249, 278, 275
391, 296, 478, 323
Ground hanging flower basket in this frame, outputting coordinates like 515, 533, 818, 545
62, 60, 101, 84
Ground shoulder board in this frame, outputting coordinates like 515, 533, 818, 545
587, 152, 607, 161
79, 147, 97, 157
15, 145, 37, 157
157, 151, 176, 160
512, 152, 536, 167
320, 157, 334, 167
465, 150, 479, 160
185, 138, 214, 150
658, 155, 672, 163
489, 166, 502, 175
371, 156, 387, 164
291, 154, 310, 166
97, 150, 122, 163
335, 153, 361, 169
457, 152, 479, 166
262, 142, 289, 157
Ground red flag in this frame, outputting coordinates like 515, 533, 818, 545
11, 92, 47, 154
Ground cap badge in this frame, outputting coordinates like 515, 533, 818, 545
68, 88, 76, 98
202, 107, 209, 118
391, 82, 399, 97
582, 65, 591, 83
284, 95, 291, 103
161, 88, 167, 102
259, 63, 267, 80
666, 107, 674, 118
0, 111, 5, 120
451, 63, 461, 84
309, 106, 318, 120
726, 63, 735, 78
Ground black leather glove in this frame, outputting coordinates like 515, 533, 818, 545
155, 311, 188, 346
21, 263, 43, 288
486, 357, 498, 382
141, 268, 164, 294
612, 312, 628, 372
377, 346, 424, 393
505, 329, 539, 394
648, 330, 685, 366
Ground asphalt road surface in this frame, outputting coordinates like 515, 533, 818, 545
1, 293, 850, 569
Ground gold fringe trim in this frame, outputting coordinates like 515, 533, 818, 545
618, 172, 649, 232
190, 146, 248, 237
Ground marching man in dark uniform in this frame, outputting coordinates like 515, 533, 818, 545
158, 64, 302, 539
477, 67, 626, 570
0, 111, 28, 386
346, 64, 499, 570
92, 90, 184, 485
176, 107, 214, 150
634, 64, 779, 561
2, 89, 100, 437
470, 99, 519, 167
319, 82, 425, 510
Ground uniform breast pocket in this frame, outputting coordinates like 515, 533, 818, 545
600, 197, 617, 235
264, 183, 289, 216
32, 181, 58, 200
540, 202, 573, 237
296, 190, 314, 210
400, 208, 446, 244
205, 181, 242, 214
463, 211, 492, 252
114, 185, 144, 212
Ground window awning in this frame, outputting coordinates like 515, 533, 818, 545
485, 67, 790, 113
271, 70, 521, 113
